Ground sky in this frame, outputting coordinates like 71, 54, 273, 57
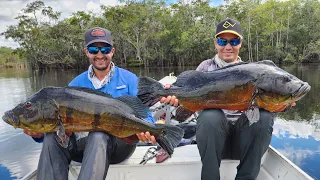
0, 0, 224, 48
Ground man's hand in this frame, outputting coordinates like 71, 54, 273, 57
23, 129, 44, 139
280, 101, 297, 112
136, 131, 156, 144
159, 84, 179, 107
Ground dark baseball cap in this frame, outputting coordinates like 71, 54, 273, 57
85, 27, 113, 47
215, 17, 243, 39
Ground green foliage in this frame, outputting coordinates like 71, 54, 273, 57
0, 47, 25, 67
2, 0, 320, 69
302, 39, 320, 63
283, 53, 296, 64
127, 58, 144, 67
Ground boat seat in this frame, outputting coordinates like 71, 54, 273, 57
68, 145, 241, 180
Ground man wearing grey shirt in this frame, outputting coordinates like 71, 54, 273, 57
195, 18, 275, 180
160, 17, 296, 180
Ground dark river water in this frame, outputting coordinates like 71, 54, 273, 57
0, 64, 319, 179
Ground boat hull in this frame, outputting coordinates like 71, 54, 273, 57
22, 145, 314, 180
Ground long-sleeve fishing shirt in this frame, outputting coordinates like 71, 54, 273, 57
196, 54, 243, 124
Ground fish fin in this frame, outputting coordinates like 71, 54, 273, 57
137, 77, 164, 106
116, 95, 149, 118
154, 124, 184, 156
255, 60, 277, 67
174, 106, 194, 122
66, 86, 113, 98
244, 107, 260, 126
56, 120, 70, 148
121, 134, 139, 144
173, 70, 207, 87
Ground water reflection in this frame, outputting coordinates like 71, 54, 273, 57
272, 118, 320, 179
0, 70, 42, 179
273, 117, 320, 141
0, 164, 17, 180
279, 64, 320, 121
0, 64, 319, 179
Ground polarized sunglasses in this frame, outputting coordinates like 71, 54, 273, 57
216, 37, 241, 46
87, 46, 112, 54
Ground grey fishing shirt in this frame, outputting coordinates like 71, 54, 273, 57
196, 54, 243, 124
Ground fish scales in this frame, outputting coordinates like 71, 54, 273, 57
138, 60, 311, 113
3, 86, 184, 155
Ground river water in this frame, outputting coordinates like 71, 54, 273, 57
0, 64, 319, 179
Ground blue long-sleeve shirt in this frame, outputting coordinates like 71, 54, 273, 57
33, 66, 154, 143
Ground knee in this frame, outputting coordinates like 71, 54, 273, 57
42, 132, 59, 147
259, 109, 276, 134
88, 131, 113, 144
197, 109, 227, 130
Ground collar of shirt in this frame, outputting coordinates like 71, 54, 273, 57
212, 54, 242, 69
87, 62, 115, 89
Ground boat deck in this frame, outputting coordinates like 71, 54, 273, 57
22, 145, 314, 180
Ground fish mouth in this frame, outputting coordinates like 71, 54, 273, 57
2, 114, 10, 125
292, 83, 311, 99
2, 111, 19, 127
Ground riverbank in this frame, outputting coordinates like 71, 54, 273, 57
0, 63, 27, 69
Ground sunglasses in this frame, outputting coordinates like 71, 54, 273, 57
216, 37, 241, 46
87, 46, 112, 54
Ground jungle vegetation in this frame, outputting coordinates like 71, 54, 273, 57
2, 0, 320, 69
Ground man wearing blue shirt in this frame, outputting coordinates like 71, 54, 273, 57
24, 27, 157, 180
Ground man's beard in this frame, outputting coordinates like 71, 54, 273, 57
92, 58, 110, 71
93, 63, 109, 71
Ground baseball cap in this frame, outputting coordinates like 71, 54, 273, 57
85, 27, 113, 47
215, 17, 243, 39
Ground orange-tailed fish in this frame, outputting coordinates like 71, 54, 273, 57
138, 60, 311, 125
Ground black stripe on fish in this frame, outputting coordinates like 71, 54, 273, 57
119, 115, 125, 133
93, 113, 101, 127
92, 105, 102, 127
66, 107, 73, 123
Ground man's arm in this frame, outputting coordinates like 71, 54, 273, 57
196, 59, 210, 71
24, 130, 44, 143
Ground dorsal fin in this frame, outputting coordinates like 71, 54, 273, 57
255, 60, 277, 67
116, 95, 149, 118
173, 70, 208, 87
67, 86, 149, 118
66, 86, 113, 98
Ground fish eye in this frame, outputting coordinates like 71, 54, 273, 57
284, 76, 291, 82
282, 76, 290, 82
24, 102, 32, 108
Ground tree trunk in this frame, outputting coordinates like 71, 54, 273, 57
271, 12, 274, 47
256, 30, 259, 61
286, 11, 289, 50
248, 15, 252, 62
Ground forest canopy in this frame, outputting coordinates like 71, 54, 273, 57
2, 0, 320, 69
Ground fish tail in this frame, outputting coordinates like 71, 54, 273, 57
154, 124, 184, 156
138, 77, 164, 106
